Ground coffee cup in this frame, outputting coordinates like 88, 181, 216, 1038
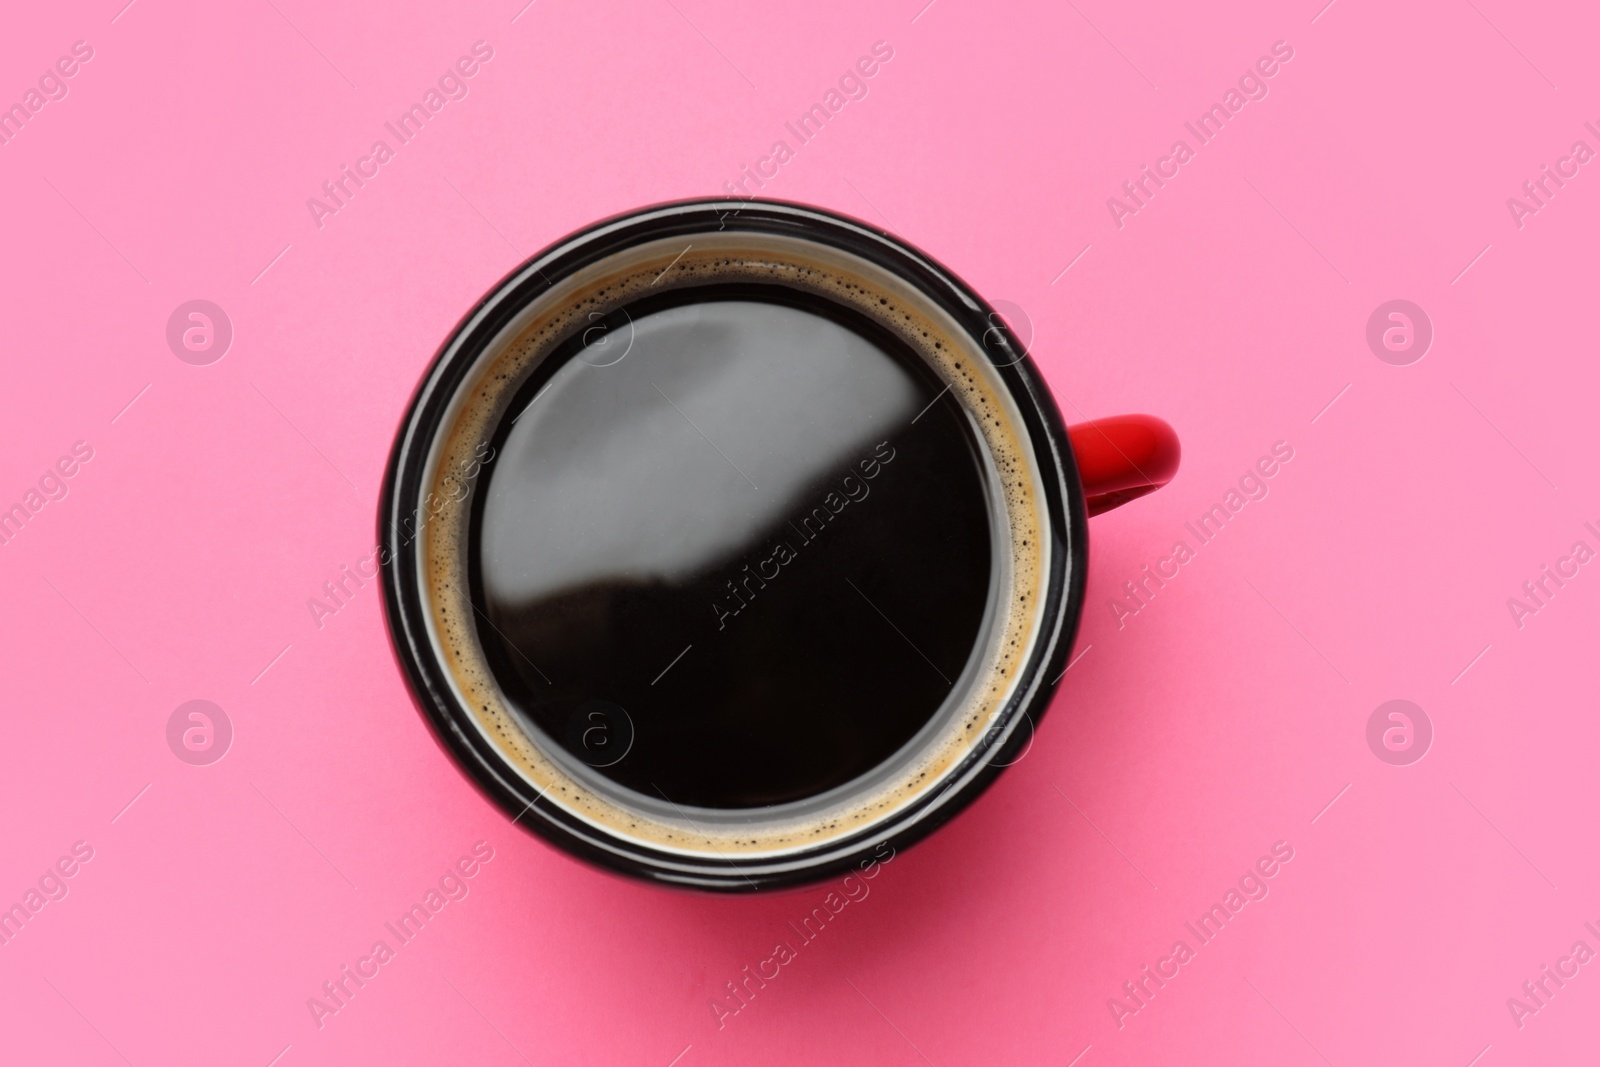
380, 199, 1179, 890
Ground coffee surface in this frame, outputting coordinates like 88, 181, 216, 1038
471, 287, 995, 809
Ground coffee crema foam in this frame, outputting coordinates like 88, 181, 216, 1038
419, 232, 1049, 856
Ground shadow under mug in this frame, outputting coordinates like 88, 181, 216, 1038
380, 199, 1179, 891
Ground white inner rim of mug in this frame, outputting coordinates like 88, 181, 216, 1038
414, 230, 1051, 858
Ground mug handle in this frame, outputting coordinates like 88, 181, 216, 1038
1067, 414, 1181, 516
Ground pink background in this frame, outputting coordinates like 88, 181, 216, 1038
3, 0, 1597, 1063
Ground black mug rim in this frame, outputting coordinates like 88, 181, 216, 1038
378, 198, 1088, 892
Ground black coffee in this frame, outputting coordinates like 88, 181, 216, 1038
470, 284, 995, 809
